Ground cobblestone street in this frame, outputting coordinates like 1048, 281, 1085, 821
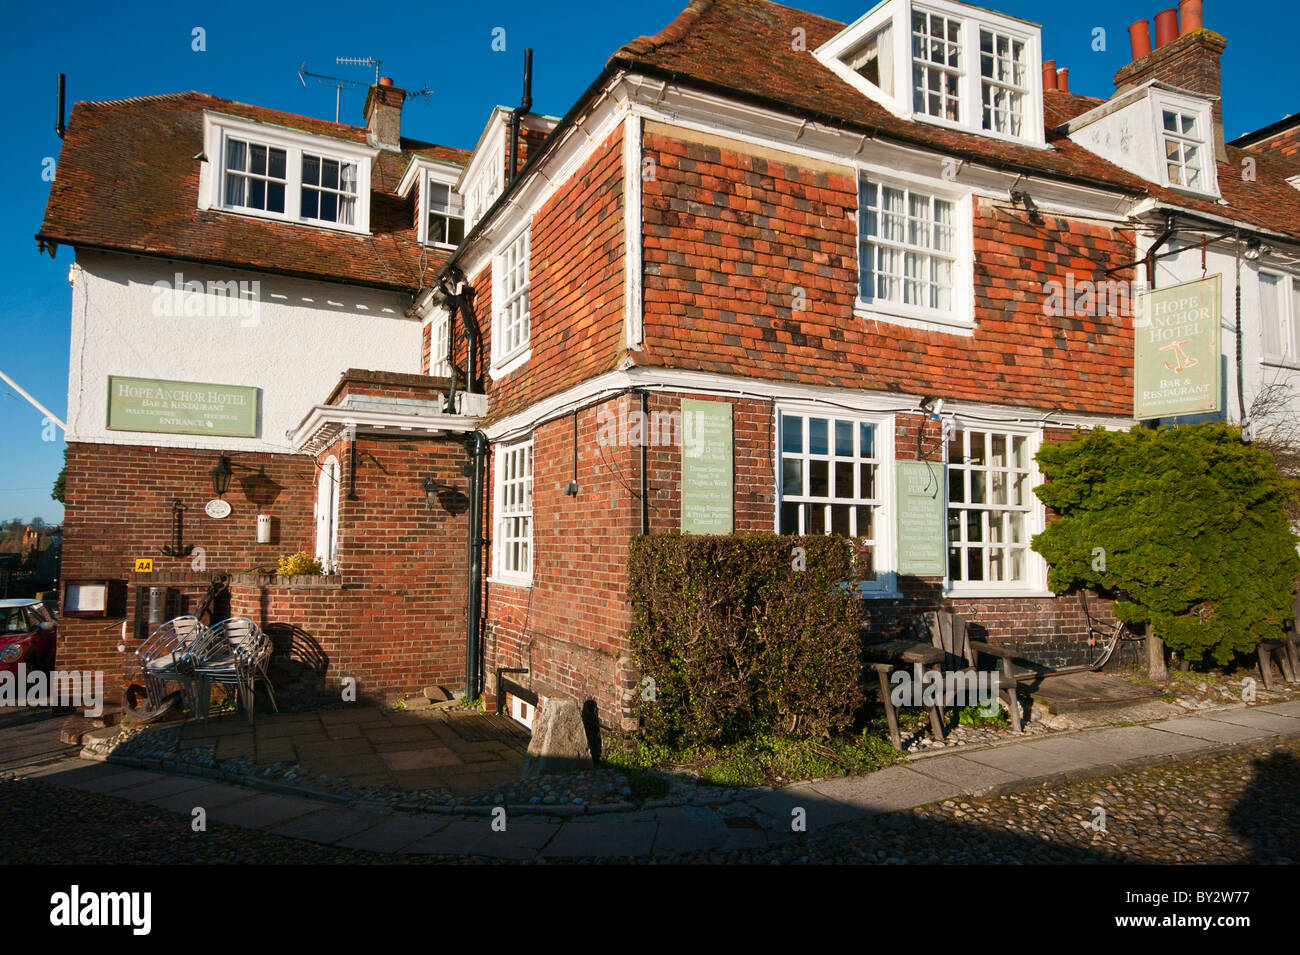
7, 726, 1297, 864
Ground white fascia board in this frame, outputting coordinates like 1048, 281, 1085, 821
624, 76, 1137, 223
291, 404, 483, 454
455, 78, 632, 284
456, 108, 511, 194
480, 365, 1129, 443
397, 155, 466, 199
203, 111, 378, 161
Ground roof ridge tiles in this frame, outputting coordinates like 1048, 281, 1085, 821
613, 0, 715, 60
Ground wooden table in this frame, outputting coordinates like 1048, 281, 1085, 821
863, 639, 947, 751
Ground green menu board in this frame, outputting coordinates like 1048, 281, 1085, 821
107, 376, 259, 438
895, 460, 946, 576
681, 398, 733, 535
1133, 275, 1221, 420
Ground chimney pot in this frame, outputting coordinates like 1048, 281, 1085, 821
1178, 0, 1204, 34
363, 81, 406, 150
1129, 19, 1153, 59
1056, 68, 1070, 93
1042, 59, 1058, 90
1154, 8, 1180, 48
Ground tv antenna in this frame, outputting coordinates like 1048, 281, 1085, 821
335, 56, 382, 85
298, 61, 368, 123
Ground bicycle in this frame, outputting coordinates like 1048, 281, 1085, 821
1080, 589, 1144, 671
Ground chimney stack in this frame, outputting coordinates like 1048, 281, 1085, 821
1114, 1, 1226, 161
1042, 59, 1058, 91
363, 76, 405, 150
1056, 68, 1069, 93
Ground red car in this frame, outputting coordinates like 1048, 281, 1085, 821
0, 599, 57, 674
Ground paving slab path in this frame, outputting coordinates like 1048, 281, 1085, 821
5, 700, 1300, 861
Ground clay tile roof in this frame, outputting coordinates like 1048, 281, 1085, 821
37, 91, 470, 292
610, 0, 1300, 240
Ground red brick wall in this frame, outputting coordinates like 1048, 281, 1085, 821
467, 123, 627, 424
483, 393, 640, 729
638, 125, 1136, 414
60, 434, 470, 700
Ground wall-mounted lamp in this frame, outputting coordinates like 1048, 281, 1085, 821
422, 476, 453, 510
919, 396, 945, 420
1010, 189, 1042, 223
211, 455, 233, 499
1243, 238, 1268, 261
257, 514, 272, 544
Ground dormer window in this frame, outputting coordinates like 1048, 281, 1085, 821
817, 0, 1045, 147
201, 113, 375, 234
979, 29, 1028, 136
912, 10, 962, 121
1161, 109, 1204, 190
224, 140, 287, 214
301, 154, 358, 225
425, 178, 465, 247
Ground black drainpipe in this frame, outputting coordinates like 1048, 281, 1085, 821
509, 49, 534, 183
464, 431, 487, 700
637, 389, 648, 535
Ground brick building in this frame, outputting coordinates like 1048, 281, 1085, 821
38, 0, 1300, 729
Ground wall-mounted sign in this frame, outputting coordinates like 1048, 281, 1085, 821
204, 499, 232, 519
680, 398, 733, 535
1133, 275, 1221, 420
895, 460, 947, 577
107, 376, 259, 438
133, 558, 152, 573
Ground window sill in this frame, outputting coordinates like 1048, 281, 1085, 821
217, 205, 371, 237
489, 346, 531, 381
944, 587, 1055, 599
487, 573, 533, 589
854, 302, 974, 336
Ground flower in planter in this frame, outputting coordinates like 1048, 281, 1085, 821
276, 551, 324, 577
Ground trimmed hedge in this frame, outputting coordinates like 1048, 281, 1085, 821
1033, 423, 1300, 664
627, 534, 864, 746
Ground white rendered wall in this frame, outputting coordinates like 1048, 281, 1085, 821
67, 250, 420, 452
1139, 238, 1300, 426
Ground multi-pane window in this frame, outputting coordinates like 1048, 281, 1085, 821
428, 309, 451, 378
778, 412, 882, 581
495, 228, 531, 361
1260, 272, 1300, 361
301, 154, 358, 225
1161, 110, 1204, 190
495, 440, 533, 579
843, 23, 895, 95
426, 179, 466, 247
979, 29, 1026, 136
224, 139, 287, 214
859, 179, 956, 312
947, 429, 1035, 585
912, 10, 962, 121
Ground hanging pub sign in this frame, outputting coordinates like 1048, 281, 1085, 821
680, 398, 733, 535
1132, 275, 1221, 420
107, 376, 259, 438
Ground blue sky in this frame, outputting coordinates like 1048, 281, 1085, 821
2, 0, 1295, 525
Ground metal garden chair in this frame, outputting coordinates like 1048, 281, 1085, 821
136, 615, 210, 712
191, 617, 278, 723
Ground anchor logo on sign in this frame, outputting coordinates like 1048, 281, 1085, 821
1160, 339, 1199, 373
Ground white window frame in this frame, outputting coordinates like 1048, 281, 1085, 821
911, 7, 964, 124
427, 306, 452, 379
491, 438, 534, 586
1259, 269, 1300, 368
773, 404, 898, 596
461, 119, 507, 231
420, 169, 466, 249
815, 0, 1045, 147
854, 167, 974, 333
491, 225, 532, 375
314, 456, 341, 573
978, 26, 1029, 138
200, 113, 375, 235
1149, 92, 1219, 197
299, 152, 360, 226
943, 422, 1049, 596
